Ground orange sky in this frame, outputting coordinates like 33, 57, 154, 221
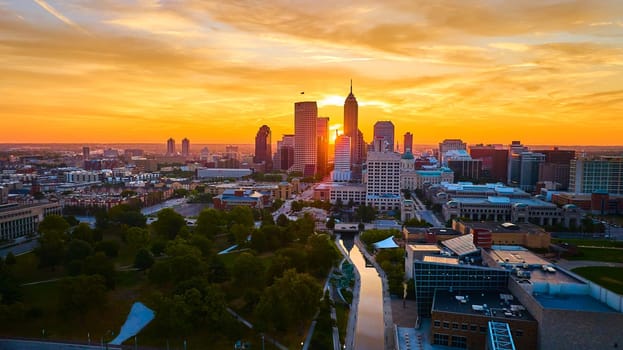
1, 0, 622, 146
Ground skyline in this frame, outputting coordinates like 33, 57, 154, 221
2, 1, 623, 145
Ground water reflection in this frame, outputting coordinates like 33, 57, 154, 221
341, 236, 384, 350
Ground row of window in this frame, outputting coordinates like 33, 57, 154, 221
433, 334, 467, 348
433, 321, 524, 337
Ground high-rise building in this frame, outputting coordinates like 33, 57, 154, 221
254, 125, 272, 171
518, 152, 546, 192
469, 144, 508, 183
274, 134, 295, 171
332, 135, 351, 182
344, 81, 360, 165
366, 151, 401, 211
534, 148, 575, 190
293, 102, 318, 176
166, 138, 175, 156
200, 147, 210, 161
439, 139, 466, 165
507, 141, 529, 185
316, 117, 329, 177
181, 138, 190, 158
373, 121, 395, 152
82, 146, 90, 160
404, 132, 413, 153
570, 156, 623, 194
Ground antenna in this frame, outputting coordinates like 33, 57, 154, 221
350, 79, 352, 94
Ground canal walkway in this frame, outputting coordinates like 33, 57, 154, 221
335, 235, 360, 350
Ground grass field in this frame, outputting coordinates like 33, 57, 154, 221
553, 238, 623, 248
567, 247, 623, 263
571, 266, 623, 295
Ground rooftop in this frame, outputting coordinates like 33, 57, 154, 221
433, 290, 534, 321
423, 256, 459, 265
450, 196, 557, 207
460, 221, 547, 235
441, 234, 479, 256
534, 294, 617, 313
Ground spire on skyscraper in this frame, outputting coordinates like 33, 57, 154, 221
350, 79, 352, 94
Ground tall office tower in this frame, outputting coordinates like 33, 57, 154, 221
373, 121, 395, 152
200, 147, 210, 161
181, 138, 190, 158
404, 132, 413, 152
366, 151, 402, 211
519, 152, 546, 192
316, 117, 329, 177
166, 137, 175, 156
293, 101, 318, 176
82, 146, 90, 160
254, 125, 272, 171
332, 135, 351, 182
439, 139, 466, 165
274, 134, 295, 171
534, 148, 575, 190
469, 144, 508, 183
344, 81, 360, 165
508, 141, 529, 185
570, 156, 623, 194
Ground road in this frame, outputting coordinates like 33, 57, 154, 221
412, 197, 443, 227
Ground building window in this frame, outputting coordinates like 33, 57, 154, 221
516, 329, 523, 337
433, 333, 449, 346
479, 326, 486, 333
434, 320, 441, 328
452, 323, 459, 330
470, 324, 477, 332
443, 322, 449, 329
451, 336, 467, 349
461, 323, 468, 331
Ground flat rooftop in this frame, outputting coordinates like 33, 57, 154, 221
423, 256, 459, 265
488, 248, 550, 266
409, 244, 442, 252
461, 221, 547, 234
433, 290, 534, 321
534, 294, 617, 313
451, 196, 557, 208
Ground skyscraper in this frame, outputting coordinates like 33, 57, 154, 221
373, 121, 395, 152
293, 101, 318, 176
316, 117, 329, 177
332, 135, 351, 182
344, 81, 360, 165
275, 134, 295, 171
404, 132, 413, 153
519, 152, 546, 192
508, 141, 528, 185
166, 138, 175, 156
469, 144, 508, 183
82, 146, 90, 160
181, 138, 190, 157
254, 125, 272, 171
570, 156, 623, 194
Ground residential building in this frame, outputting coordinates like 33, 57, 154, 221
166, 137, 175, 156
181, 138, 190, 158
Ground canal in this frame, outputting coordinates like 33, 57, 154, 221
340, 236, 385, 350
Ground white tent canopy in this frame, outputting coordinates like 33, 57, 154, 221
373, 236, 399, 249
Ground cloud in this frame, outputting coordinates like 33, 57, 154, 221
32, 0, 90, 35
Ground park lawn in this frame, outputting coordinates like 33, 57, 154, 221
571, 266, 623, 295
567, 247, 623, 263
553, 238, 623, 248
335, 303, 348, 344
12, 253, 66, 284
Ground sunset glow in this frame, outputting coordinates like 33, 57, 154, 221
1, 0, 622, 145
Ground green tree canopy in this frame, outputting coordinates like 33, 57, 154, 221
59, 275, 107, 317
152, 208, 186, 240
126, 226, 150, 250
195, 208, 227, 238
72, 223, 95, 243
134, 248, 155, 270
38, 215, 70, 236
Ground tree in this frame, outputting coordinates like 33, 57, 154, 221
152, 208, 186, 240
276, 214, 289, 227
38, 215, 70, 236
94, 240, 120, 257
228, 206, 255, 228
36, 229, 67, 270
83, 253, 116, 289
355, 204, 377, 223
66, 239, 93, 262
230, 224, 250, 245
232, 253, 265, 290
306, 234, 340, 277
255, 269, 321, 332
195, 208, 226, 238
134, 248, 154, 270
126, 227, 150, 250
326, 217, 336, 230
59, 275, 107, 317
4, 253, 16, 266
72, 223, 94, 243
108, 204, 146, 228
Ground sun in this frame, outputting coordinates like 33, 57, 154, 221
329, 124, 343, 144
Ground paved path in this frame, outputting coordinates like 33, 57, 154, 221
225, 308, 288, 350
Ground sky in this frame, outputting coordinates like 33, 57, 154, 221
1, 0, 622, 146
